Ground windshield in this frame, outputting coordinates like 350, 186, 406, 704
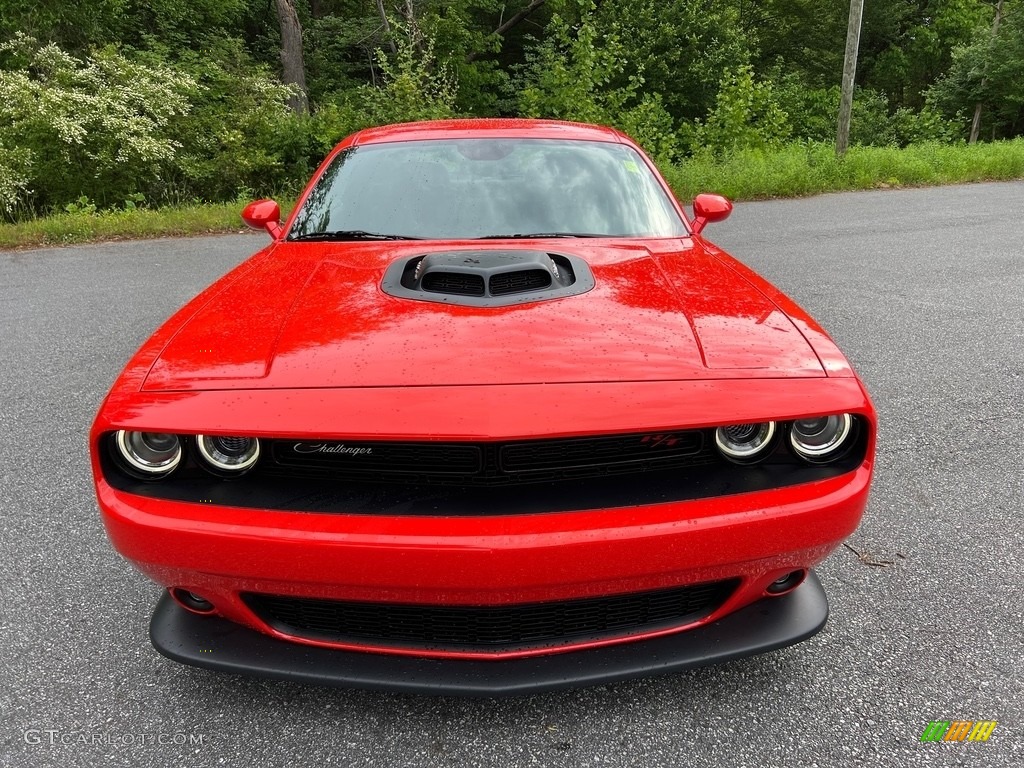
288, 138, 688, 240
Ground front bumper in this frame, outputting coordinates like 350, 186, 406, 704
98, 462, 868, 665
151, 571, 828, 696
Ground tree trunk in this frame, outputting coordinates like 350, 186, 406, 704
969, 0, 1004, 145
274, 0, 309, 114
376, 0, 398, 54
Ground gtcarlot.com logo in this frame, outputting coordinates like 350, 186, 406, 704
920, 720, 997, 742
24, 729, 206, 747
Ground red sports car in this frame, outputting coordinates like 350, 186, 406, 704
90, 119, 875, 695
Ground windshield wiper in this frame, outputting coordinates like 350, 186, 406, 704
475, 232, 607, 239
289, 230, 424, 241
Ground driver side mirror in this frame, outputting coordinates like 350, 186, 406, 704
690, 193, 732, 234
241, 199, 283, 240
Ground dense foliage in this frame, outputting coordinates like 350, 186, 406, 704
0, 0, 1019, 219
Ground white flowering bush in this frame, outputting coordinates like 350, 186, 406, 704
0, 139, 32, 217
0, 34, 196, 215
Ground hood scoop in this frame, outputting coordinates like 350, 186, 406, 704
382, 249, 595, 307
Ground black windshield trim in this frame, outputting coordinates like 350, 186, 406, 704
288, 230, 425, 242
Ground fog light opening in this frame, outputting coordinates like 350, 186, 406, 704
170, 588, 216, 615
766, 569, 806, 596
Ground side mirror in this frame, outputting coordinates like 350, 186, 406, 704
690, 193, 732, 234
241, 199, 283, 239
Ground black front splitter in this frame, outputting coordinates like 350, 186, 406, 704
149, 573, 828, 697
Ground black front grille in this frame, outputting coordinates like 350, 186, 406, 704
421, 272, 485, 296
106, 424, 868, 515
501, 432, 703, 472
265, 431, 711, 486
243, 579, 738, 651
489, 269, 552, 295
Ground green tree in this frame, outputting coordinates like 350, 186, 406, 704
866, 0, 989, 109
929, 2, 1024, 139
353, 26, 459, 125
0, 0, 130, 52
517, 2, 680, 160
592, 0, 749, 123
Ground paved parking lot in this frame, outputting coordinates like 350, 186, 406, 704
1, 182, 1021, 767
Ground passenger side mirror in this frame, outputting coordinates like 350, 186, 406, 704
241, 199, 283, 239
690, 194, 733, 234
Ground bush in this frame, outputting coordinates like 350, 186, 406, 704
517, 3, 680, 163
772, 74, 959, 148
0, 34, 196, 216
164, 46, 313, 202
686, 64, 790, 156
0, 138, 32, 218
353, 29, 459, 126
0, 35, 331, 216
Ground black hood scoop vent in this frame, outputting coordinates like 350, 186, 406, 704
382, 250, 595, 307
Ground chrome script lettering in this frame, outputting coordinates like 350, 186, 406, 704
292, 443, 373, 456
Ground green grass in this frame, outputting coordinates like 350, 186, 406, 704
662, 138, 1024, 201
0, 199, 292, 250
4, 139, 1024, 249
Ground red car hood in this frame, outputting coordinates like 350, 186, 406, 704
143, 240, 824, 391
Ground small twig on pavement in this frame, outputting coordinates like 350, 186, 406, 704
843, 542, 895, 567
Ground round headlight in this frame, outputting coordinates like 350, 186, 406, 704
715, 422, 777, 463
196, 435, 260, 473
115, 430, 182, 477
789, 414, 854, 463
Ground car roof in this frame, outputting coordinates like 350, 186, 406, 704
350, 119, 628, 146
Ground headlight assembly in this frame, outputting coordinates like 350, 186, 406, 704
715, 422, 777, 464
789, 414, 855, 463
196, 435, 260, 474
114, 430, 182, 478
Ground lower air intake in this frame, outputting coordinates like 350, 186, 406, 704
243, 579, 738, 652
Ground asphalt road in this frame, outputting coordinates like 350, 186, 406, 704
2, 183, 1022, 768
